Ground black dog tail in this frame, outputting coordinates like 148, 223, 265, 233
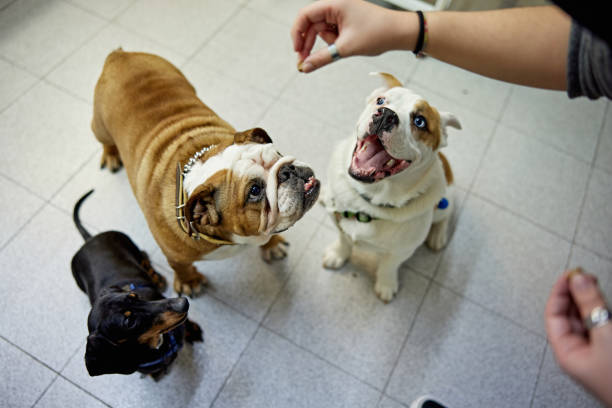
73, 189, 94, 241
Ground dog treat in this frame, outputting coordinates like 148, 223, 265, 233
567, 267, 584, 280
297, 60, 304, 72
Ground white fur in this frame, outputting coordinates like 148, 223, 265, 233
322, 83, 460, 302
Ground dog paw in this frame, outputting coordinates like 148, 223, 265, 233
260, 235, 289, 263
100, 145, 122, 173
185, 319, 204, 343
426, 221, 449, 252
374, 280, 398, 303
322, 241, 350, 270
173, 271, 208, 297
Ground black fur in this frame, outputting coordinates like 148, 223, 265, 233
71, 190, 203, 379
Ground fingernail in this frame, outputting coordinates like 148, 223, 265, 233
571, 273, 593, 291
567, 267, 583, 280
301, 61, 314, 73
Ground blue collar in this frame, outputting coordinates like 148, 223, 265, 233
138, 331, 182, 369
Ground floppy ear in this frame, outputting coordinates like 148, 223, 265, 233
369, 72, 403, 89
185, 184, 220, 231
440, 111, 462, 130
85, 333, 136, 376
234, 128, 272, 145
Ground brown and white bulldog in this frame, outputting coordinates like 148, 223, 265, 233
321, 73, 461, 302
92, 50, 320, 296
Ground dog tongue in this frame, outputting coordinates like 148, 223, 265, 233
353, 135, 392, 170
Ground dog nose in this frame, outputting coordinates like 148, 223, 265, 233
169, 297, 189, 313
371, 107, 399, 134
278, 163, 296, 184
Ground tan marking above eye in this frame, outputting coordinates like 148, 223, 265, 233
124, 311, 132, 317
128, 293, 136, 298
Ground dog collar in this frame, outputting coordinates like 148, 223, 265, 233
138, 330, 182, 369
175, 148, 236, 245
335, 210, 377, 223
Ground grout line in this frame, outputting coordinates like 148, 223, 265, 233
209, 222, 325, 407
0, 199, 47, 252
56, 373, 114, 408
0, 0, 18, 12
378, 279, 435, 405
30, 375, 60, 408
528, 342, 549, 408
60, 0, 137, 22
569, 102, 610, 249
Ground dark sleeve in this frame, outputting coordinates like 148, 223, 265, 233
567, 22, 612, 100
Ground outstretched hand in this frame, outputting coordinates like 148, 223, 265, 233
545, 268, 612, 405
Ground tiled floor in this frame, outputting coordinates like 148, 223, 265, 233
1, 0, 611, 407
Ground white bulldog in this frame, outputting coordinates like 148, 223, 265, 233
321, 73, 461, 302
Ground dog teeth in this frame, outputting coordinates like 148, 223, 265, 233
385, 159, 395, 167
360, 143, 368, 153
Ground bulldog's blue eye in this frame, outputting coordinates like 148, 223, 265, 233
413, 115, 427, 129
376, 97, 385, 105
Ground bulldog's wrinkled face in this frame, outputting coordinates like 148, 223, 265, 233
183, 128, 320, 245
349, 73, 461, 183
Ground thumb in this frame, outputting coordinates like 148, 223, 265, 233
569, 272, 608, 322
299, 44, 338, 73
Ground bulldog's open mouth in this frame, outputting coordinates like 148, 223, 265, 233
349, 134, 411, 183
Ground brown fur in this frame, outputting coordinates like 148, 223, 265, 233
91, 51, 279, 295
138, 311, 186, 346
412, 100, 442, 150
438, 152, 454, 185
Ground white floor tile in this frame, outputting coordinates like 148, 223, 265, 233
180, 61, 276, 131
62, 296, 258, 408
501, 85, 608, 163
0, 204, 92, 370
65, 0, 135, 20
213, 328, 381, 408
0, 58, 38, 112
36, 377, 108, 408
0, 0, 106, 76
410, 57, 512, 119
0, 82, 99, 199
46, 24, 187, 104
0, 338, 56, 408
246, 0, 312, 25
434, 194, 571, 335
594, 106, 612, 173
575, 168, 612, 257
473, 124, 590, 239
0, 175, 44, 248
386, 284, 545, 408
52, 151, 161, 255
191, 8, 299, 96
115, 0, 241, 57
264, 226, 429, 388
532, 346, 605, 408
568, 245, 612, 289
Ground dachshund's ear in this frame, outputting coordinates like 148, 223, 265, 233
234, 128, 272, 145
85, 333, 136, 376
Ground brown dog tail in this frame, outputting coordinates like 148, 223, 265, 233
73, 190, 94, 241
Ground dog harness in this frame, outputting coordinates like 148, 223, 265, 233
175, 145, 236, 246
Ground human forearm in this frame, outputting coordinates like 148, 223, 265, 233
400, 6, 571, 90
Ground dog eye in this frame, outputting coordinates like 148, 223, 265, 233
376, 97, 385, 105
247, 182, 265, 202
413, 115, 427, 129
123, 315, 137, 329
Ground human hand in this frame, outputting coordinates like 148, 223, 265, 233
290, 0, 418, 73
545, 268, 612, 406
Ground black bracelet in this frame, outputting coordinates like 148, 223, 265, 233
413, 10, 425, 56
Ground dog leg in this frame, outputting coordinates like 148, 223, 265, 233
260, 235, 289, 263
139, 251, 167, 291
374, 255, 405, 303
91, 116, 123, 173
323, 232, 352, 269
169, 261, 208, 297
426, 217, 450, 251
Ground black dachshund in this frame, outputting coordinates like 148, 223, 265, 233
71, 190, 203, 379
